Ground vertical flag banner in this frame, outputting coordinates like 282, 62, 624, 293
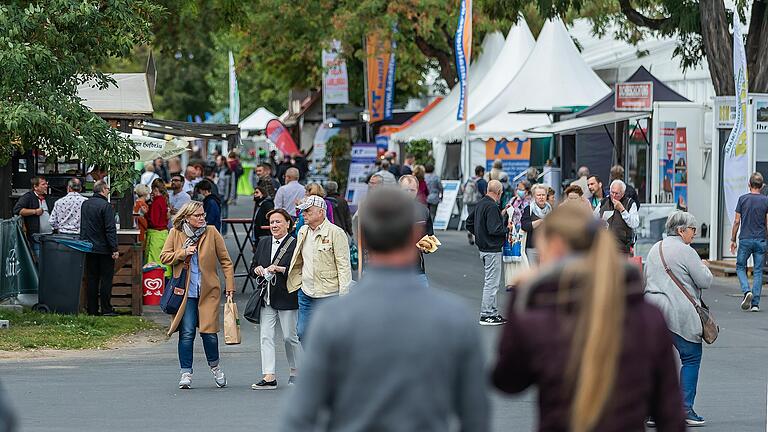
366, 29, 396, 123
723, 13, 749, 225
322, 40, 350, 105
265, 119, 300, 156
228, 51, 240, 124
454, 0, 472, 121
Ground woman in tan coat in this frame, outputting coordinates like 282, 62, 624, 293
161, 201, 235, 389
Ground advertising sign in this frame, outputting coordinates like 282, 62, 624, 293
658, 121, 676, 204
454, 0, 472, 120
345, 143, 378, 206
433, 180, 461, 230
615, 82, 653, 111
673, 128, 688, 210
322, 40, 349, 105
265, 119, 300, 156
755, 101, 768, 133
485, 138, 531, 180
366, 31, 396, 122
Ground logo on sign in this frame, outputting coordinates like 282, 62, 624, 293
144, 278, 163, 297
4, 248, 20, 278
615, 82, 653, 111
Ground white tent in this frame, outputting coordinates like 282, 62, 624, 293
432, 20, 536, 145
390, 31, 506, 143
239, 107, 278, 132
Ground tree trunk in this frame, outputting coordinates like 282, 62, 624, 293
699, 0, 735, 95
746, 0, 768, 92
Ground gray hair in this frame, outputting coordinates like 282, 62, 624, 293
577, 166, 590, 177
67, 178, 82, 192
610, 179, 626, 193
134, 183, 150, 198
369, 174, 383, 183
93, 180, 109, 195
531, 183, 548, 195
325, 181, 338, 194
665, 211, 698, 236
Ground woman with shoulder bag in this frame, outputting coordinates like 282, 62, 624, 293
160, 201, 235, 390
644, 211, 714, 427
250, 208, 299, 390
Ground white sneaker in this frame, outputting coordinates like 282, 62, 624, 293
741, 292, 753, 310
751, 305, 760, 312
211, 366, 227, 388
179, 372, 192, 389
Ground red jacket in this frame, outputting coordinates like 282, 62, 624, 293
146, 194, 169, 230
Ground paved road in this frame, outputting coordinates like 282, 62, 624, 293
1, 200, 766, 431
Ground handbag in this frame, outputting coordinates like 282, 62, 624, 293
658, 242, 719, 344
160, 254, 191, 315
223, 296, 241, 345
243, 237, 295, 324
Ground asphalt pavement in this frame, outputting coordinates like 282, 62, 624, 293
0, 199, 766, 431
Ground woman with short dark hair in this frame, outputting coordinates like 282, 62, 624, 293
250, 208, 299, 390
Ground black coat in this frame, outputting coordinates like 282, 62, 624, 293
252, 197, 274, 240
250, 235, 298, 310
466, 196, 508, 253
327, 193, 353, 236
79, 194, 118, 255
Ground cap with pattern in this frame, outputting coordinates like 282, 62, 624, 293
297, 195, 327, 211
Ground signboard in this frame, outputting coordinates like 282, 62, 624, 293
674, 128, 688, 210
366, 32, 396, 122
658, 121, 676, 204
433, 180, 461, 230
374, 134, 389, 158
454, 0, 472, 120
345, 143, 377, 206
755, 101, 768, 133
716, 100, 737, 128
322, 40, 349, 105
615, 82, 653, 111
485, 138, 531, 179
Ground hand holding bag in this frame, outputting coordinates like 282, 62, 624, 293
223, 296, 241, 345
658, 242, 719, 344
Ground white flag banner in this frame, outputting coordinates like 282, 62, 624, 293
322, 40, 349, 105
229, 51, 240, 124
723, 14, 749, 225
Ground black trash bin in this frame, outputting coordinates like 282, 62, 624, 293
35, 234, 93, 314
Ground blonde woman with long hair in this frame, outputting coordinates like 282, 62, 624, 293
493, 203, 686, 431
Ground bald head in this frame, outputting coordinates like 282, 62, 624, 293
285, 167, 299, 182
486, 180, 503, 202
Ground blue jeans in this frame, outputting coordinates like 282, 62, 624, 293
297, 290, 328, 344
672, 333, 702, 410
736, 238, 765, 306
178, 297, 219, 373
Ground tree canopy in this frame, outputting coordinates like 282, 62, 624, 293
0, 1, 161, 191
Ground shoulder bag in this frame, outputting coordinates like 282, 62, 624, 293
160, 253, 191, 315
244, 236, 295, 324
658, 242, 719, 344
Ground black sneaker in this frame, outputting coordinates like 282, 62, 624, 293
741, 292, 753, 310
479, 316, 504, 326
251, 379, 278, 390
288, 376, 296, 386
493, 315, 508, 325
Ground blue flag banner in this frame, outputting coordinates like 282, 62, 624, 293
454, 0, 472, 121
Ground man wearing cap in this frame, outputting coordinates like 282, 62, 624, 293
287, 195, 352, 343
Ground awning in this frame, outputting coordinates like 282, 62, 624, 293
524, 111, 651, 135
119, 132, 190, 162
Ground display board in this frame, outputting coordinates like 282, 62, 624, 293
433, 180, 461, 230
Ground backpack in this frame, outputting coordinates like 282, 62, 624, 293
463, 178, 482, 205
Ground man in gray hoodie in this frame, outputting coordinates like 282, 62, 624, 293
282, 187, 489, 432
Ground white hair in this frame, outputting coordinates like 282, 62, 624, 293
531, 183, 548, 195
665, 211, 698, 236
610, 179, 626, 193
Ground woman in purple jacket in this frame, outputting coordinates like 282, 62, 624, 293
493, 203, 686, 432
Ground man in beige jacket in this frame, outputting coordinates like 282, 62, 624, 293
288, 195, 351, 342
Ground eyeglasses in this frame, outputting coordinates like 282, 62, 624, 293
191, 212, 206, 219
688, 226, 697, 233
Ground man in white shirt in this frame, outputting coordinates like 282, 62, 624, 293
594, 179, 639, 254
140, 163, 160, 186
274, 168, 306, 216
182, 165, 198, 196
49, 178, 88, 235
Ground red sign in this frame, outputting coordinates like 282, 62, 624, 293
615, 82, 653, 111
265, 119, 300, 156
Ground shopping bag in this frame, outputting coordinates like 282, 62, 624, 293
223, 297, 241, 345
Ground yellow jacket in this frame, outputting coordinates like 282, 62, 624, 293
287, 219, 351, 297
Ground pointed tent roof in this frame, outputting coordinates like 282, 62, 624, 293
575, 66, 690, 118
240, 107, 278, 131
431, 19, 536, 144
470, 19, 611, 141
390, 31, 506, 142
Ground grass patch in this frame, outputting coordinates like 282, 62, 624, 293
0, 310, 159, 351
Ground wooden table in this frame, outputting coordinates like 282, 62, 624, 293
221, 218, 256, 293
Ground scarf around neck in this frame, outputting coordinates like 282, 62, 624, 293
182, 222, 207, 247
531, 202, 552, 219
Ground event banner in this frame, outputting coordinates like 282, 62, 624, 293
322, 40, 349, 105
674, 128, 688, 210
228, 51, 240, 124
485, 138, 530, 179
265, 119, 300, 156
346, 143, 378, 206
723, 13, 749, 225
658, 121, 676, 204
433, 180, 461, 230
366, 30, 396, 122
454, 0, 472, 121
